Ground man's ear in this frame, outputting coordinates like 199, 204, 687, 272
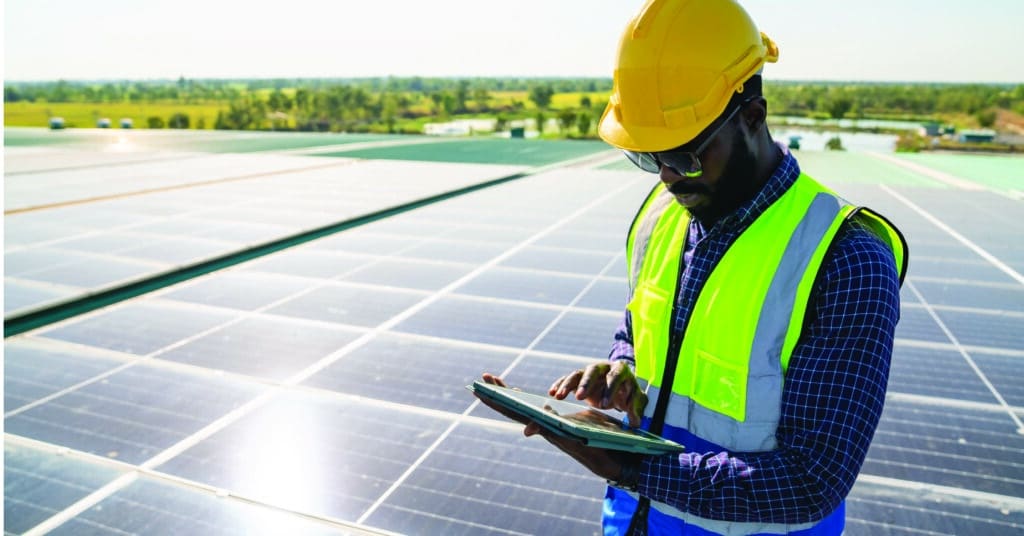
743, 96, 768, 131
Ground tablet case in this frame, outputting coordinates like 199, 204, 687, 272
469, 381, 684, 455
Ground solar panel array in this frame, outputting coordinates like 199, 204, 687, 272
5, 129, 1024, 535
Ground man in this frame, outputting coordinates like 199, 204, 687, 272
477, 1, 907, 534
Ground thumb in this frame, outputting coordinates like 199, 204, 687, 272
628, 390, 648, 429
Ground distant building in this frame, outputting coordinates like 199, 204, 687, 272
49, 117, 65, 130
424, 119, 495, 136
958, 129, 996, 143
120, 118, 134, 129
97, 118, 112, 128
919, 122, 941, 137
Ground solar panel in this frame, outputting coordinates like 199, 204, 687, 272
5, 130, 1024, 535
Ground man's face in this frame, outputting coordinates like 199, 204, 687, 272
658, 113, 759, 224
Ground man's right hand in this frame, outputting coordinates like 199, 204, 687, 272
548, 361, 647, 429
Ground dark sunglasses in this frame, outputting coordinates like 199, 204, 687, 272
623, 97, 754, 178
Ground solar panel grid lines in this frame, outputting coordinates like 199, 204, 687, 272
8, 169, 644, 534
902, 280, 1024, 432
879, 183, 1024, 286
4, 437, 404, 536
6, 131, 1024, 534
355, 215, 629, 526
4, 157, 532, 316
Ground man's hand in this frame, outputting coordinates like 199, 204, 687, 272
548, 361, 648, 428
473, 372, 635, 482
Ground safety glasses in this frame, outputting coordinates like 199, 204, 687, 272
622, 99, 749, 178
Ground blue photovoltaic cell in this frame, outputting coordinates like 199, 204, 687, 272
866, 399, 1024, 497
159, 271, 316, 311
972, 351, 1024, 407
392, 295, 560, 348
894, 306, 947, 342
4, 444, 125, 535
5, 362, 264, 464
38, 301, 238, 356
365, 421, 606, 536
912, 279, 1024, 313
309, 232, 424, 255
341, 258, 475, 291
575, 278, 628, 312
240, 249, 375, 279
116, 236, 238, 264
846, 479, 1024, 536
362, 217, 459, 238
438, 223, 537, 244
22, 254, 164, 288
4, 220, 83, 247
534, 310, 620, 358
266, 283, 427, 328
5, 248, 97, 277
304, 333, 515, 413
533, 230, 625, 253
49, 477, 352, 536
156, 390, 451, 523
4, 280, 77, 315
499, 246, 618, 275
932, 308, 1024, 351
454, 267, 593, 306
887, 344, 997, 403
399, 239, 509, 264
909, 257, 1018, 284
4, 341, 126, 412
898, 285, 922, 305
158, 315, 363, 381
49, 231, 151, 256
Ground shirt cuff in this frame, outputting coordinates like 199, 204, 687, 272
608, 341, 635, 365
635, 452, 692, 510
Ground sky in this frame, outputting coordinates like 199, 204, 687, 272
4, 0, 1024, 83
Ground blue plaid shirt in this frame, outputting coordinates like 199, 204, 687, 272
609, 146, 901, 524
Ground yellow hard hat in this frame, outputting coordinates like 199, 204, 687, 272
599, 0, 779, 152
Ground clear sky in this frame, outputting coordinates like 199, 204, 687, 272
4, 0, 1023, 83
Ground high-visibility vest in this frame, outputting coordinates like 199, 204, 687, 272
604, 173, 907, 536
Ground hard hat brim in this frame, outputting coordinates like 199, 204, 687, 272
598, 101, 710, 153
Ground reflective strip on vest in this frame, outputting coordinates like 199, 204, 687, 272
622, 490, 817, 536
628, 174, 854, 450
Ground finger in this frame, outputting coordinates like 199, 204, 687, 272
552, 369, 584, 399
603, 366, 629, 409
576, 364, 609, 406
481, 372, 507, 388
524, 421, 542, 437
628, 389, 648, 429
609, 378, 633, 412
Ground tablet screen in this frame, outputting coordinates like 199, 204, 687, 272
470, 381, 684, 454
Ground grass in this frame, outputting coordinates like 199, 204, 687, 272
4, 101, 223, 129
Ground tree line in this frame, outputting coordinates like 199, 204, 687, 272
5, 77, 1022, 135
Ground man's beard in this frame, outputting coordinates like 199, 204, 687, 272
686, 135, 761, 225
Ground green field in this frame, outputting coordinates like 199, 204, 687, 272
4, 101, 223, 129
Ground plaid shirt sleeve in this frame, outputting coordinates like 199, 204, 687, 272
634, 220, 902, 524
608, 312, 636, 366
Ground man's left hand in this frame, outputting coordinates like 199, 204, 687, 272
476, 373, 629, 482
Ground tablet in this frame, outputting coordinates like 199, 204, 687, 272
468, 381, 684, 455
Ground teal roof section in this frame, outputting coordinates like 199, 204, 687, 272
315, 138, 612, 166
897, 152, 1024, 194
795, 151, 949, 188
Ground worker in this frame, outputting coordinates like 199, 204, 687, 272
476, 1, 908, 534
